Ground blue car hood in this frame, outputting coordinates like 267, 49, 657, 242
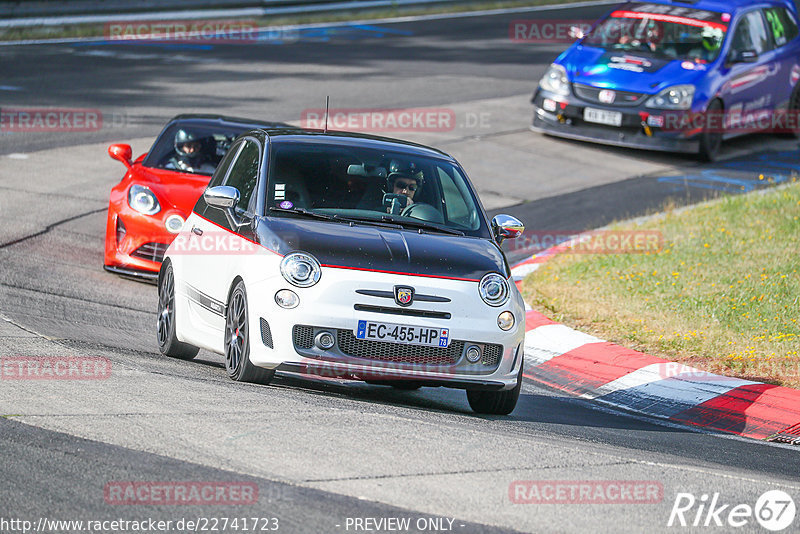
561, 45, 705, 94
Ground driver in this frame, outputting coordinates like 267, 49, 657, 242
166, 129, 215, 174
385, 160, 423, 214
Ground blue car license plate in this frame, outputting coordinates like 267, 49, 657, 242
356, 320, 450, 348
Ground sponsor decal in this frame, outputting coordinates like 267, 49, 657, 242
791, 64, 800, 86
279, 200, 294, 209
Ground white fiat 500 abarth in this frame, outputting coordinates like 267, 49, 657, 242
157, 128, 526, 414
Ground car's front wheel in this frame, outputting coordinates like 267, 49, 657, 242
466, 364, 522, 415
698, 99, 723, 162
157, 262, 199, 360
225, 280, 275, 385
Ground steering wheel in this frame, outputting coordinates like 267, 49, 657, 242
400, 203, 445, 224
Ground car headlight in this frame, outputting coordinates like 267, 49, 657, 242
646, 85, 695, 110
539, 64, 570, 96
280, 252, 321, 288
479, 273, 510, 307
128, 184, 160, 215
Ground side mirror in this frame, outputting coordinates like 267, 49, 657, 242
108, 143, 132, 169
568, 25, 585, 40
492, 214, 525, 243
729, 49, 758, 65
204, 186, 245, 227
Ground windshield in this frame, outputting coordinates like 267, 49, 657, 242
266, 141, 489, 237
584, 2, 729, 63
143, 122, 255, 176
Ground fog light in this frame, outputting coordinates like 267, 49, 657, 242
165, 214, 185, 234
275, 289, 299, 309
498, 311, 515, 331
315, 331, 335, 350
465, 345, 482, 363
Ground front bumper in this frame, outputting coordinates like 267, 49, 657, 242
531, 90, 700, 154
244, 268, 526, 391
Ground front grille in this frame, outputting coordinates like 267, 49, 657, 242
337, 329, 462, 365
482, 344, 502, 367
573, 84, 646, 107
293, 325, 314, 350
768, 423, 800, 445
260, 318, 273, 349
131, 242, 169, 263
353, 304, 450, 320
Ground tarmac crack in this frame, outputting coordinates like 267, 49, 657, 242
303, 460, 634, 483
0, 206, 107, 249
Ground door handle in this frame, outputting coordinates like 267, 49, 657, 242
192, 226, 203, 236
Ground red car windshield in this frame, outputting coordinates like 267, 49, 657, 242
583, 2, 729, 63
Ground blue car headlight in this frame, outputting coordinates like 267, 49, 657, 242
128, 184, 161, 215
646, 85, 695, 110
539, 64, 570, 96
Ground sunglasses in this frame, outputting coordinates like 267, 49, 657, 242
394, 181, 418, 192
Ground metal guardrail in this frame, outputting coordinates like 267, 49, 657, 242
0, 0, 464, 26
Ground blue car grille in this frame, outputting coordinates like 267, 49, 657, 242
573, 84, 646, 107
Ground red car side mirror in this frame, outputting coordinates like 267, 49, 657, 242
108, 143, 133, 169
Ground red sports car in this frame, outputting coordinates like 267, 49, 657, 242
104, 114, 289, 280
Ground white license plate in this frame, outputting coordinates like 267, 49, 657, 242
584, 107, 622, 127
356, 320, 450, 348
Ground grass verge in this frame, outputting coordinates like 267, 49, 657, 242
520, 179, 800, 388
0, 0, 588, 42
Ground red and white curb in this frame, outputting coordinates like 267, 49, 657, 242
511, 251, 800, 442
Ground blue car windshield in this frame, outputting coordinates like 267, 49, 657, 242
584, 3, 729, 63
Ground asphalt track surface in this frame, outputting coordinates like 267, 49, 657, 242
1, 3, 799, 533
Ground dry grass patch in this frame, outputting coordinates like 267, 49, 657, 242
521, 180, 800, 388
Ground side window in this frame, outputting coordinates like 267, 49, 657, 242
437, 166, 478, 230
207, 141, 241, 190
764, 7, 799, 47
731, 11, 771, 54
224, 139, 261, 213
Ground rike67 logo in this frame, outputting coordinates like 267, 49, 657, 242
668, 490, 796, 531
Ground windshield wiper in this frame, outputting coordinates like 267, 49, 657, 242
269, 206, 344, 222
268, 207, 402, 229
380, 215, 465, 236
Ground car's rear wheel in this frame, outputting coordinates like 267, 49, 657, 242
225, 280, 275, 385
466, 363, 522, 415
157, 262, 199, 360
698, 99, 723, 162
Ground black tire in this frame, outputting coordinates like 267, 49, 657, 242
698, 99, 723, 162
466, 363, 523, 415
780, 86, 800, 139
225, 280, 275, 385
157, 262, 199, 360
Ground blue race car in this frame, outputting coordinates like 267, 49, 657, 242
531, 0, 800, 160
